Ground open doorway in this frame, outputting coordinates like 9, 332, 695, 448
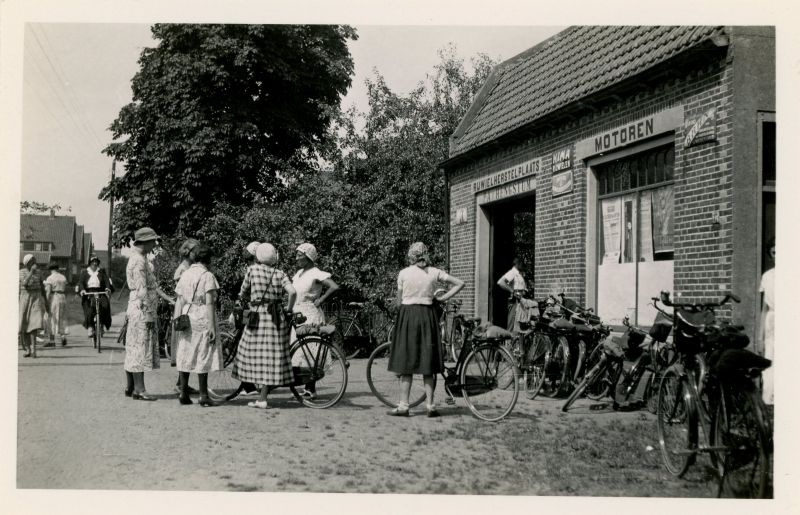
487, 194, 536, 327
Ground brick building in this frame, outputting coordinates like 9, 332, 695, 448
441, 26, 775, 337
19, 211, 95, 283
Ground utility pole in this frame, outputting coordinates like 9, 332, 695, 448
108, 160, 115, 256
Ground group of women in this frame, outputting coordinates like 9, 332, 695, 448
119, 226, 465, 415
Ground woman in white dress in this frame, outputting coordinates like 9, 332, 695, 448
290, 243, 339, 399
759, 239, 775, 406
173, 243, 222, 407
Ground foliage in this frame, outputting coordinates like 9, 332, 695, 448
101, 24, 357, 244
200, 46, 496, 302
20, 201, 71, 214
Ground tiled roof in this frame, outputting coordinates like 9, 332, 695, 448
19, 214, 76, 258
75, 225, 85, 263
450, 26, 726, 157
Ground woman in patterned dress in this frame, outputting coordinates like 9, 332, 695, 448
43, 263, 69, 346
170, 238, 200, 394
19, 254, 48, 358
123, 227, 161, 401
173, 243, 223, 407
232, 243, 296, 409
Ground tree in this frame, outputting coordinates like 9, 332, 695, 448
199, 46, 496, 301
101, 24, 357, 243
20, 201, 71, 214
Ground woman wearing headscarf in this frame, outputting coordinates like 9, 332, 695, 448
171, 238, 200, 395
43, 263, 69, 346
19, 254, 49, 358
290, 242, 340, 399
387, 242, 464, 417
123, 227, 161, 400
173, 243, 223, 407
78, 255, 113, 340
232, 243, 296, 409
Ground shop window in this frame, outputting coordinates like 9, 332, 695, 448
596, 144, 675, 327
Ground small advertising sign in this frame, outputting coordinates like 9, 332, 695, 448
552, 169, 573, 197
684, 107, 717, 147
552, 147, 572, 173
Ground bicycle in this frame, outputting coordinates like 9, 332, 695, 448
81, 291, 108, 353
434, 291, 465, 362
117, 297, 175, 360
366, 316, 519, 421
654, 291, 772, 498
327, 298, 395, 359
207, 310, 348, 408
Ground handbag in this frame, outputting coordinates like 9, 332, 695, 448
173, 272, 206, 331
247, 269, 276, 330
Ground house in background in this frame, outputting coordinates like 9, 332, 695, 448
19, 210, 95, 284
74, 224, 86, 268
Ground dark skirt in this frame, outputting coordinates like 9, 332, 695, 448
388, 304, 442, 375
82, 287, 112, 330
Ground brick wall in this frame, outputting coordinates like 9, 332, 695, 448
448, 55, 736, 319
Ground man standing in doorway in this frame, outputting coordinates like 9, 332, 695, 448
497, 258, 527, 332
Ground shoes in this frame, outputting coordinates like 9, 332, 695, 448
427, 408, 441, 418
61, 338, 67, 346
198, 398, 216, 407
23, 352, 32, 358
179, 396, 193, 405
239, 390, 260, 397
173, 385, 200, 395
388, 406, 409, 417
300, 390, 317, 400
247, 400, 269, 409
124, 388, 133, 397
132, 392, 157, 401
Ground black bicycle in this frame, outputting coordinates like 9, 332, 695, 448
366, 317, 519, 421
82, 291, 108, 353
207, 310, 348, 408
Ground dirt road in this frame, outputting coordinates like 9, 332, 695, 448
16, 310, 717, 496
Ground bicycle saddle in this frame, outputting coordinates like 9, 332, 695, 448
710, 348, 771, 378
550, 318, 574, 331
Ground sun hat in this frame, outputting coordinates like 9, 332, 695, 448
134, 227, 159, 243
246, 241, 261, 256
255, 243, 279, 265
22, 254, 35, 266
296, 243, 318, 263
407, 242, 429, 265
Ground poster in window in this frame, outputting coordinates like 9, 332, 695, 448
639, 191, 654, 262
601, 198, 622, 264
652, 186, 674, 253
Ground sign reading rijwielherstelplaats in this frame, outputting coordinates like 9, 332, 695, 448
472, 158, 541, 193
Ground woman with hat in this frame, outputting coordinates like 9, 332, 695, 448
387, 242, 464, 417
169, 238, 200, 394
173, 243, 223, 407
78, 254, 113, 340
123, 227, 161, 400
232, 243, 296, 409
290, 242, 339, 399
19, 254, 49, 358
43, 263, 69, 346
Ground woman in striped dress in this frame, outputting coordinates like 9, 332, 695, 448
232, 243, 296, 409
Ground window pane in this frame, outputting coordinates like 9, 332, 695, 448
665, 148, 674, 181
652, 185, 674, 253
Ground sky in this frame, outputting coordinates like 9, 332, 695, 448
19, 23, 564, 251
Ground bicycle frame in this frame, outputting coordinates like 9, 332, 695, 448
83, 291, 108, 353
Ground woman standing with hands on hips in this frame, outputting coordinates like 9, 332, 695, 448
388, 242, 464, 417
173, 243, 223, 407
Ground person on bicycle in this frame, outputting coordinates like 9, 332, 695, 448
290, 242, 340, 399
232, 243, 297, 409
496, 258, 528, 332
173, 243, 223, 407
123, 227, 161, 401
43, 263, 69, 346
77, 255, 112, 340
171, 237, 201, 396
19, 254, 48, 358
387, 242, 464, 417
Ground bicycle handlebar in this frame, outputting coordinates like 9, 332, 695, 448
81, 291, 109, 297
657, 291, 740, 310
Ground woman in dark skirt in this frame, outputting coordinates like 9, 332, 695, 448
388, 242, 464, 417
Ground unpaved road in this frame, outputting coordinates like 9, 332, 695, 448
16, 310, 718, 497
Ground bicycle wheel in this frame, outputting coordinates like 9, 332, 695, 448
366, 342, 428, 408
656, 369, 697, 477
713, 383, 772, 498
562, 355, 609, 412
448, 318, 464, 363
538, 336, 570, 398
584, 344, 614, 400
288, 337, 348, 409
523, 332, 550, 399
330, 315, 364, 359
163, 322, 173, 361
207, 328, 243, 402
95, 307, 102, 353
461, 344, 519, 421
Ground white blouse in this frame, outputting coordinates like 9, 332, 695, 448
397, 265, 451, 305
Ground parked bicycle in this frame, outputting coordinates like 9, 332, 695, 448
327, 297, 395, 359
81, 291, 108, 353
434, 290, 466, 363
654, 291, 772, 498
207, 310, 348, 408
366, 317, 519, 421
